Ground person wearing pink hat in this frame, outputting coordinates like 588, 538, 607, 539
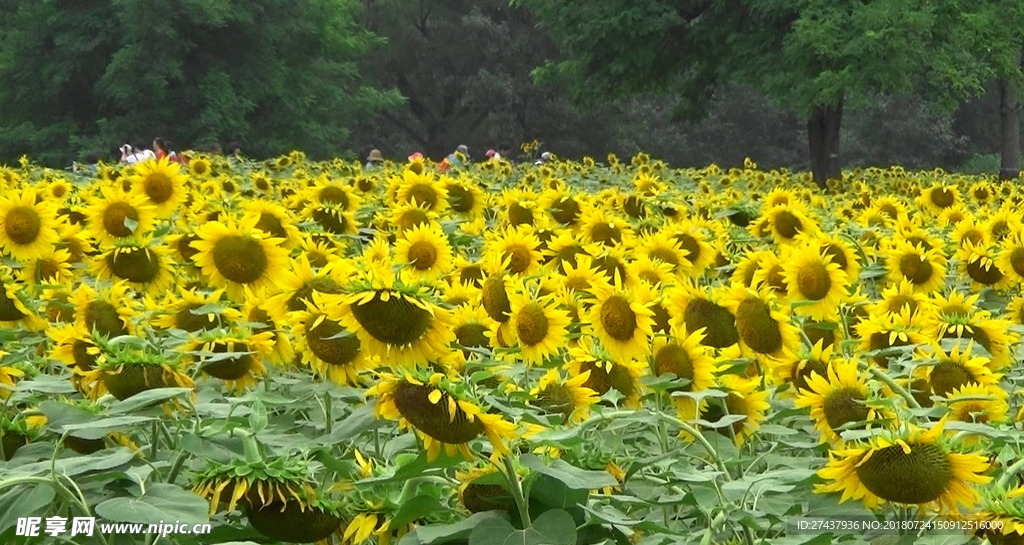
408, 152, 424, 161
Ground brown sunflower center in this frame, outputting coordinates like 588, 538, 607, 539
286, 276, 344, 312
72, 339, 97, 370
791, 359, 829, 391
501, 244, 533, 274
406, 184, 439, 209
4, 206, 41, 245
700, 393, 749, 436
102, 365, 167, 400
765, 264, 788, 294
392, 382, 483, 443
623, 196, 645, 218
143, 172, 174, 204
649, 247, 680, 268
397, 208, 430, 232
550, 197, 580, 225
592, 254, 627, 284
929, 188, 955, 208
930, 360, 973, 398
735, 298, 783, 354
675, 233, 703, 264
966, 259, 1003, 286
311, 208, 351, 234
105, 247, 160, 283
1009, 247, 1024, 277
516, 303, 551, 346
773, 210, 803, 239
247, 502, 342, 544
455, 323, 489, 354
202, 341, 254, 380
175, 233, 199, 261
349, 291, 433, 346
459, 265, 484, 287
447, 185, 474, 213
650, 302, 671, 334
254, 213, 287, 239
654, 343, 695, 387
796, 261, 833, 300
407, 240, 439, 270
822, 387, 870, 432
84, 301, 127, 337
317, 186, 350, 208
192, 161, 208, 176
898, 254, 934, 285
600, 296, 637, 341
481, 276, 511, 322
885, 294, 918, 314
305, 316, 360, 365
536, 383, 576, 420
174, 303, 224, 332
554, 245, 588, 271
822, 244, 850, 272
211, 235, 269, 284
591, 222, 621, 246
508, 202, 534, 226
855, 443, 952, 505
683, 298, 739, 349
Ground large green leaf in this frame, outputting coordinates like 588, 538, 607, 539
520, 454, 618, 490
95, 483, 210, 524
468, 508, 576, 545
0, 484, 55, 534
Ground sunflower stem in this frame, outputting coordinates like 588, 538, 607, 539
656, 413, 732, 482
324, 392, 333, 435
149, 420, 160, 458
996, 456, 1024, 489
502, 456, 531, 527
166, 449, 188, 484
867, 366, 921, 410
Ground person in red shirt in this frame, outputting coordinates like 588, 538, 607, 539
153, 137, 187, 164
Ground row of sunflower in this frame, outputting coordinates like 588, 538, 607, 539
0, 151, 1023, 543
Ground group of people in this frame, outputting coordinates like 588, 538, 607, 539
117, 139, 243, 165
363, 144, 552, 171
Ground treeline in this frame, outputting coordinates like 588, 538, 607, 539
0, 0, 1018, 177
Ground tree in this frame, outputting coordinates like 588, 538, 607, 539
0, 0, 399, 165
519, 0, 990, 187
354, 0, 613, 159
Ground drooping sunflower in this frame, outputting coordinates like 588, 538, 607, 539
184, 329, 274, 394
975, 485, 1024, 544
885, 240, 947, 294
781, 240, 849, 321
697, 374, 770, 447
793, 360, 879, 444
82, 341, 194, 402
190, 215, 289, 301
930, 312, 1017, 372
585, 281, 655, 363
721, 283, 801, 363
505, 281, 570, 365
329, 274, 454, 369
129, 157, 188, 218
0, 187, 60, 261
368, 371, 516, 461
393, 223, 454, 282
870, 278, 933, 317
815, 420, 991, 514
529, 368, 600, 425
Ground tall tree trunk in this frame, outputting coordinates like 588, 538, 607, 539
807, 97, 843, 189
999, 52, 1022, 180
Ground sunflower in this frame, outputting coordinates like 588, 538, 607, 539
721, 284, 801, 363
149, 287, 241, 333
291, 292, 373, 386
975, 485, 1024, 544
952, 217, 987, 249
651, 329, 717, 418
393, 223, 454, 282
451, 304, 494, 362
579, 206, 631, 248
368, 371, 516, 461
760, 204, 816, 244
794, 360, 879, 444
942, 382, 1008, 427
885, 240, 947, 294
664, 283, 739, 350
393, 169, 448, 212
854, 308, 927, 368
996, 232, 1024, 286
190, 215, 289, 301
0, 365, 23, 399
129, 157, 188, 218
91, 238, 174, 295
22, 247, 73, 286
669, 223, 716, 277
241, 288, 294, 366
185, 329, 274, 393
388, 202, 439, 235
749, 251, 790, 296
815, 420, 991, 514
242, 200, 302, 249
0, 187, 60, 261
329, 276, 454, 369
919, 184, 962, 215
912, 342, 1001, 402
870, 278, 932, 317
529, 369, 600, 424
781, 240, 848, 321
565, 342, 648, 407
485, 226, 543, 276
697, 374, 770, 447
445, 178, 486, 218
958, 240, 1011, 291
585, 280, 655, 362
931, 313, 1017, 371
188, 156, 211, 178
264, 255, 348, 323
69, 281, 136, 338
191, 456, 318, 518
85, 186, 156, 246
505, 281, 570, 365
83, 342, 194, 402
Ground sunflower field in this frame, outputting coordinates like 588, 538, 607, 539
1, 151, 1023, 545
